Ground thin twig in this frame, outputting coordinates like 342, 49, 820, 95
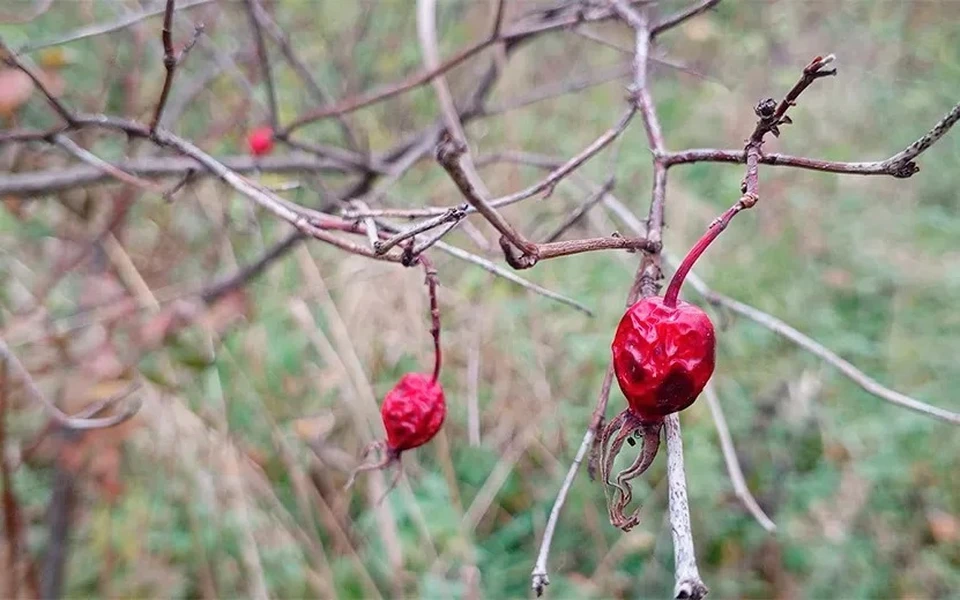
1, 154, 350, 197
651, 0, 722, 38
0, 336, 140, 430
703, 383, 776, 532
18, 0, 214, 53
530, 259, 648, 594
252, 6, 362, 151
280, 2, 636, 135
150, 0, 178, 134
52, 134, 167, 195
243, 0, 279, 131
541, 179, 614, 243
0, 40, 75, 124
700, 289, 960, 426
432, 241, 592, 316
436, 112, 646, 268
374, 207, 466, 256
482, 63, 632, 116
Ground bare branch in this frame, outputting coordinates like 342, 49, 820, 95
52, 134, 167, 196
0, 40, 75, 125
374, 207, 466, 256
151, 0, 179, 133
0, 337, 141, 431
700, 289, 960, 426
541, 179, 614, 243
530, 254, 649, 594
482, 63, 632, 116
664, 414, 708, 600
703, 383, 776, 532
431, 241, 592, 316
243, 0, 279, 130
0, 154, 349, 198
651, 0, 722, 38
252, 6, 362, 151
18, 0, 214, 53
281, 2, 636, 135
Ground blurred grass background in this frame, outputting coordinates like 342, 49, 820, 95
1, 1, 959, 598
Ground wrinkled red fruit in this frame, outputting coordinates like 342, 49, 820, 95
246, 126, 274, 156
381, 372, 446, 452
612, 296, 715, 419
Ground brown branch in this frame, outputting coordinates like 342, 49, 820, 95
150, 2, 204, 133
150, 0, 178, 133
252, 7, 362, 151
541, 178, 614, 243
280, 2, 638, 135
243, 0, 279, 130
374, 207, 466, 256
0, 40, 75, 125
0, 359, 27, 600
436, 133, 538, 259
437, 131, 652, 269
651, 0, 722, 38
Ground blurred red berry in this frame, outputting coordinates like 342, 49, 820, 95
246, 126, 274, 156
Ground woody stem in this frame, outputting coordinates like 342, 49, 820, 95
419, 257, 442, 383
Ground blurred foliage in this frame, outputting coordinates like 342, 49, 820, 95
2, 1, 960, 599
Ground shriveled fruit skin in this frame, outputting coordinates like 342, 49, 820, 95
381, 373, 446, 452
611, 297, 715, 419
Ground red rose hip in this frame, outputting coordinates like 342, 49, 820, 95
612, 296, 715, 419
599, 196, 754, 531
345, 260, 446, 498
246, 126, 274, 156
381, 372, 446, 452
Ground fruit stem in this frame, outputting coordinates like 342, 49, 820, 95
663, 193, 758, 308
419, 257, 442, 383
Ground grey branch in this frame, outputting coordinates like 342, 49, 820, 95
703, 383, 776, 532
665, 414, 708, 600
2, 154, 349, 198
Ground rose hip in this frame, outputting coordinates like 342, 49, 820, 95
246, 126, 274, 156
599, 196, 755, 531
381, 372, 446, 452
612, 296, 715, 420
345, 260, 445, 496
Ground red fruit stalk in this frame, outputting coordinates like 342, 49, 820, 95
246, 126, 274, 156
599, 193, 757, 531
345, 259, 445, 495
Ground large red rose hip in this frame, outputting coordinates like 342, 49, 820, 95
612, 296, 715, 420
599, 195, 751, 531
381, 372, 446, 452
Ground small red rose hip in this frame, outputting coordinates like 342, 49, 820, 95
246, 126, 274, 156
380, 372, 446, 452
345, 260, 445, 498
612, 296, 715, 419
